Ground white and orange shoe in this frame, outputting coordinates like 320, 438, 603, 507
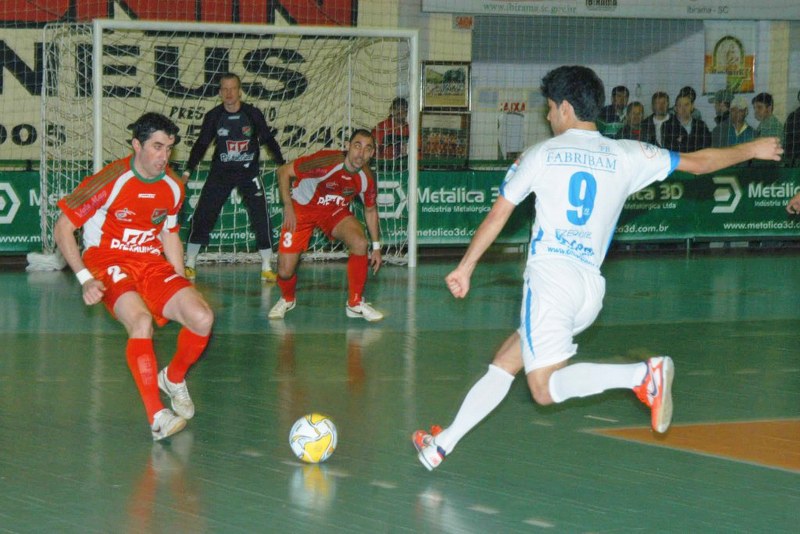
412, 425, 445, 471
633, 356, 674, 433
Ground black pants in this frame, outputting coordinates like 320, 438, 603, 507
187, 173, 273, 250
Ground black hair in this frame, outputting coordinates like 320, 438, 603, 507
540, 65, 604, 122
128, 112, 180, 145
651, 91, 670, 105
752, 92, 773, 108
391, 97, 408, 109
677, 86, 697, 102
349, 128, 374, 144
612, 85, 630, 98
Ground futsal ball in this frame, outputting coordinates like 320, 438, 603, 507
289, 413, 338, 463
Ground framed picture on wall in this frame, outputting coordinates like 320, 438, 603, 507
420, 112, 470, 169
421, 61, 471, 111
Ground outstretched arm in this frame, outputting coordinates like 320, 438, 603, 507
182, 110, 217, 181
445, 196, 516, 298
677, 137, 783, 175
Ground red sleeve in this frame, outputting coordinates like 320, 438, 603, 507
57, 157, 129, 228
293, 150, 344, 180
362, 168, 378, 208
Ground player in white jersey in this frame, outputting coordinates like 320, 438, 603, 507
412, 65, 783, 471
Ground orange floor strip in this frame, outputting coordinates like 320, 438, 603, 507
594, 420, 800, 472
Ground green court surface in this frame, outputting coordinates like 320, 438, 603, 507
1, 250, 798, 532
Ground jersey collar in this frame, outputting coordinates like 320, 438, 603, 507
130, 155, 165, 183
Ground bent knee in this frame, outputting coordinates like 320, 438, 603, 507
526, 371, 556, 406
530, 388, 555, 406
191, 304, 214, 334
127, 312, 155, 338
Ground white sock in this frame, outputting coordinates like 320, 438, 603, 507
185, 243, 201, 268
435, 364, 515, 455
259, 249, 274, 271
548, 362, 647, 403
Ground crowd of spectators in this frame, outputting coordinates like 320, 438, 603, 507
596, 83, 800, 166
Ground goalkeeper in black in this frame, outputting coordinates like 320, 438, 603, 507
181, 72, 285, 282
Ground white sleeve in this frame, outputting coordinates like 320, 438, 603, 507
498, 144, 542, 205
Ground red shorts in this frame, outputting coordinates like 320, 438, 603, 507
278, 203, 354, 254
83, 248, 192, 326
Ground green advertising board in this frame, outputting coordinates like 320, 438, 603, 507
615, 167, 800, 241
2, 166, 799, 255
0, 171, 44, 253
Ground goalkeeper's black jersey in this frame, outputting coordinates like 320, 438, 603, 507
185, 103, 284, 178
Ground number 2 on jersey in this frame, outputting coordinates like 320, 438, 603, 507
566, 171, 596, 225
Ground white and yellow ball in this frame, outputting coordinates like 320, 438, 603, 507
289, 413, 338, 463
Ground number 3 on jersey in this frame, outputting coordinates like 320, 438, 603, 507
566, 171, 596, 225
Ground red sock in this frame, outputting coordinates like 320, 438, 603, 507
347, 254, 368, 306
278, 274, 297, 302
167, 327, 210, 383
126, 338, 162, 423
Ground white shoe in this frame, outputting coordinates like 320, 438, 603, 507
346, 300, 384, 322
158, 367, 195, 420
269, 297, 296, 319
151, 408, 187, 441
412, 428, 446, 471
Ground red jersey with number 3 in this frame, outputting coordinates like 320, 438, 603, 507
290, 150, 377, 210
58, 154, 184, 257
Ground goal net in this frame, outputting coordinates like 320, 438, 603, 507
37, 20, 418, 269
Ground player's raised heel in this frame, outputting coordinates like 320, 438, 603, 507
269, 298, 296, 319
633, 356, 674, 433
412, 427, 445, 471
151, 408, 187, 441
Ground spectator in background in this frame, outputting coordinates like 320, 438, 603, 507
661, 93, 712, 152
372, 97, 410, 164
675, 86, 703, 120
644, 91, 671, 147
752, 92, 784, 143
597, 85, 629, 137
783, 90, 800, 166
709, 88, 733, 147
727, 96, 755, 147
616, 101, 656, 144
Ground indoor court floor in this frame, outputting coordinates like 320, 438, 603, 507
1, 249, 798, 532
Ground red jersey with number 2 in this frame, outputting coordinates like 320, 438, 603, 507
58, 154, 185, 257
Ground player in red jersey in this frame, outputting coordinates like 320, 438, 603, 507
372, 97, 409, 162
268, 129, 384, 322
54, 112, 214, 441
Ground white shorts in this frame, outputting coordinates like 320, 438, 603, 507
518, 258, 605, 373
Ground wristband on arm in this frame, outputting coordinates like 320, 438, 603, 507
75, 268, 93, 285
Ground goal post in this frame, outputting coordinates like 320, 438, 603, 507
36, 20, 419, 269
